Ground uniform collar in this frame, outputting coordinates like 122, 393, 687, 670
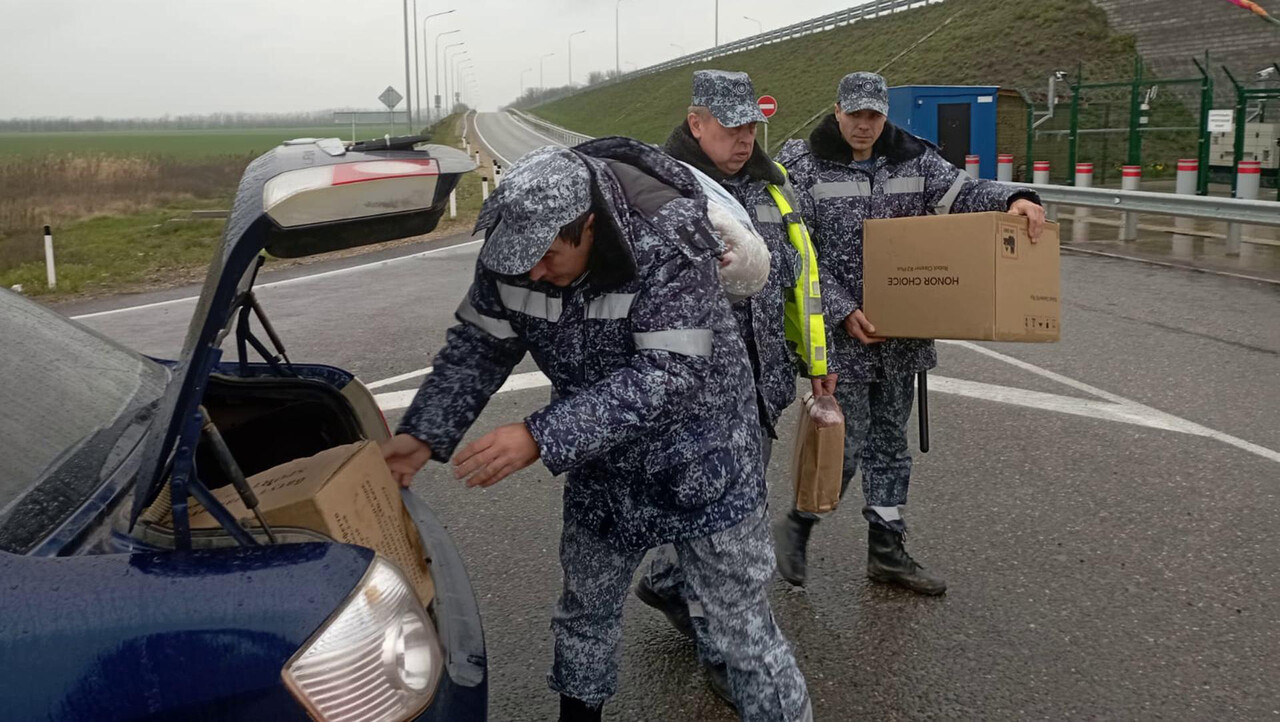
664, 120, 785, 186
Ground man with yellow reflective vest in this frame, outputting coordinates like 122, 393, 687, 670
633, 69, 834, 705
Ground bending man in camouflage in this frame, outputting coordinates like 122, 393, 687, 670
635, 69, 832, 704
382, 141, 811, 722
775, 72, 1045, 594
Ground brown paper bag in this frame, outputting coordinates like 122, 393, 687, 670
791, 393, 845, 514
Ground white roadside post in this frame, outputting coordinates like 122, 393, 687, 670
1072, 162, 1094, 243
965, 154, 980, 177
450, 189, 457, 218
1229, 159, 1262, 258
481, 175, 490, 201
1120, 165, 1141, 240
43, 225, 57, 290
997, 153, 1013, 182
1033, 161, 1054, 221
1170, 158, 1200, 257
493, 161, 503, 187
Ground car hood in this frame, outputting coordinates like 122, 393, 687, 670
129, 138, 475, 527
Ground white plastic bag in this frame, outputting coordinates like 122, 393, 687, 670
681, 162, 771, 302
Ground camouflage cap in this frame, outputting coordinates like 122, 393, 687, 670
691, 69, 766, 127
479, 146, 592, 276
837, 71, 889, 116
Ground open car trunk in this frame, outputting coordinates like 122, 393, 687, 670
128, 373, 367, 550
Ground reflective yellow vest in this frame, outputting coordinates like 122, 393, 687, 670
766, 163, 828, 377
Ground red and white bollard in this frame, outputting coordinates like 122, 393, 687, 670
997, 154, 1014, 183
1032, 160, 1051, 185
1120, 165, 1141, 240
1072, 163, 1094, 241
1033, 161, 1053, 220
1228, 160, 1262, 256
965, 154, 980, 177
1173, 159, 1199, 238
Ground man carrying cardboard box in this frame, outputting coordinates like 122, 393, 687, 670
380, 143, 811, 722
774, 71, 1045, 594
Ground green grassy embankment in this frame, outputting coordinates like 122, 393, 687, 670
532, 0, 1197, 181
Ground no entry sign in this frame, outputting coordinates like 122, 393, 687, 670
758, 95, 778, 118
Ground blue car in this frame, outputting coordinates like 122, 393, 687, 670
0, 135, 487, 721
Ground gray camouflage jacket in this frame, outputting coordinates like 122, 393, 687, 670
778, 115, 1039, 381
397, 136, 764, 551
663, 121, 803, 436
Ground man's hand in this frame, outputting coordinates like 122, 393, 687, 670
810, 373, 838, 397
381, 434, 434, 488
453, 422, 541, 488
844, 309, 885, 345
1008, 198, 1046, 242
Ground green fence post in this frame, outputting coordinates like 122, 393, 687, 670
1223, 66, 1245, 197
1127, 55, 1144, 167
1067, 68, 1082, 186
1191, 53, 1212, 195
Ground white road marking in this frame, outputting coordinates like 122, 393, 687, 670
471, 114, 512, 166
365, 366, 432, 390
942, 340, 1280, 464
70, 239, 483, 321
370, 361, 1279, 465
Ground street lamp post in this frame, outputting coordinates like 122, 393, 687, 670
434, 29, 461, 117
670, 43, 684, 57
615, 0, 625, 76
444, 46, 467, 117
402, 0, 413, 130
421, 10, 455, 124
714, 0, 719, 47
568, 30, 586, 87
540, 52, 555, 92
455, 60, 473, 110
743, 15, 762, 35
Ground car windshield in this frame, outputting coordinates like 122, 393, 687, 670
0, 291, 168, 542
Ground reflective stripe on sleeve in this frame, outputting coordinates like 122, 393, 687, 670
456, 299, 517, 339
754, 204, 784, 223
497, 282, 562, 322
586, 292, 637, 320
812, 180, 871, 199
932, 173, 968, 215
884, 176, 925, 194
633, 329, 713, 357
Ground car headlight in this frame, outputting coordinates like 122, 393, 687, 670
283, 556, 443, 721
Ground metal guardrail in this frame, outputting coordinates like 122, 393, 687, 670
509, 110, 1280, 238
563, 0, 942, 98
1034, 185, 1280, 228
508, 109, 594, 147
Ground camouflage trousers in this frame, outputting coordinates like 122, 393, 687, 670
642, 432, 774, 667
548, 505, 810, 721
795, 372, 916, 531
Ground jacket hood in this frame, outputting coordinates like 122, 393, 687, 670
809, 113, 934, 166
663, 120, 785, 186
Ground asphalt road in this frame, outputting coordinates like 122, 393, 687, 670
65, 112, 1280, 720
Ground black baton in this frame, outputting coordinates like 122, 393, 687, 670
918, 371, 930, 453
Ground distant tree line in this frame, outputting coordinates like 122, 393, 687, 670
0, 109, 393, 133
506, 68, 625, 109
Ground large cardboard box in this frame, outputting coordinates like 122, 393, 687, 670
863, 212, 1060, 341
189, 441, 434, 605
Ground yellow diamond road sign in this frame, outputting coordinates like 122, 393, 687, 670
379, 86, 403, 110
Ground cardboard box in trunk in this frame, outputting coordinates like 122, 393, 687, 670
188, 441, 434, 606
862, 212, 1060, 341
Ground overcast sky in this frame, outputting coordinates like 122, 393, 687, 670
0, 0, 868, 119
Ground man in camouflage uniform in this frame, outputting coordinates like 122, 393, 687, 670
381, 141, 811, 722
774, 72, 1045, 594
635, 69, 833, 702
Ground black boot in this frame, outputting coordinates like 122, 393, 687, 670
559, 695, 602, 722
634, 577, 695, 640
774, 510, 816, 586
704, 661, 735, 708
866, 526, 947, 595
